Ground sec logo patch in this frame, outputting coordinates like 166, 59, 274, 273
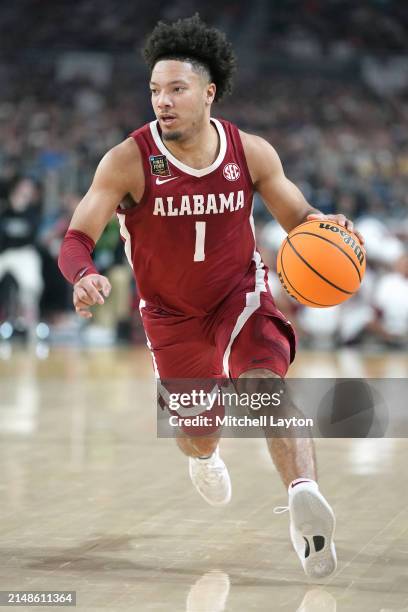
223, 163, 241, 181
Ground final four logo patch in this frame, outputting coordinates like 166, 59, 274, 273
149, 155, 171, 177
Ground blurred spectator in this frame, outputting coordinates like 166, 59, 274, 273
91, 216, 135, 343
355, 217, 405, 266
369, 253, 408, 347
39, 192, 80, 258
38, 193, 81, 317
0, 177, 43, 335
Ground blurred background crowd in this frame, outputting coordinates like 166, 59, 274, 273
0, 0, 407, 350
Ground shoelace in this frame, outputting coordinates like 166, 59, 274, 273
273, 506, 289, 514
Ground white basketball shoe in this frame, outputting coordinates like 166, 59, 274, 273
189, 447, 232, 506
276, 480, 337, 579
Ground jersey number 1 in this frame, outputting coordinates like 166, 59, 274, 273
194, 222, 206, 262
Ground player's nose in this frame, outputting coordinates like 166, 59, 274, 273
157, 91, 173, 109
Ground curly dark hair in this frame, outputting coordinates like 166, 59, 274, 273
143, 14, 236, 102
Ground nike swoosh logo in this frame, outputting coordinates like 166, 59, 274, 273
156, 176, 179, 185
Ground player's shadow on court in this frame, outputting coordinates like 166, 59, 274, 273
21, 534, 404, 573
19, 534, 307, 586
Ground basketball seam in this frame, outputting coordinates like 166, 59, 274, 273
290, 231, 362, 282
286, 237, 354, 295
280, 243, 335, 307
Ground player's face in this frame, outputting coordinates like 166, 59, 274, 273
150, 60, 215, 142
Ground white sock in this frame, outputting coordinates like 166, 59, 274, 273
288, 478, 318, 494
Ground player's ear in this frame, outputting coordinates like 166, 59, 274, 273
205, 83, 216, 105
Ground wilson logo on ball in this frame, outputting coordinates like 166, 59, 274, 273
223, 163, 240, 181
319, 223, 365, 266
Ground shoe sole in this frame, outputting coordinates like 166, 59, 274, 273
290, 489, 337, 580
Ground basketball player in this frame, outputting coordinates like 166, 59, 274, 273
58, 15, 364, 579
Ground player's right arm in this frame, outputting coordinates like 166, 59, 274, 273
58, 137, 144, 318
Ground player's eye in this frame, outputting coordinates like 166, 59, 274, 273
174, 87, 185, 93
150, 89, 158, 95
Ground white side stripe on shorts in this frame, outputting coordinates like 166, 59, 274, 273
222, 250, 267, 377
222, 205, 267, 377
139, 298, 160, 379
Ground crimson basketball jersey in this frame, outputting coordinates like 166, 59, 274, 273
116, 118, 269, 316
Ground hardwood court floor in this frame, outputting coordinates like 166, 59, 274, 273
0, 346, 407, 611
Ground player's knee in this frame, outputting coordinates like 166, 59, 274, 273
234, 372, 290, 422
236, 368, 282, 398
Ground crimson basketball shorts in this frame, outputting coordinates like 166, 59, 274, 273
139, 273, 296, 381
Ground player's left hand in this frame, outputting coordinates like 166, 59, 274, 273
306, 212, 365, 245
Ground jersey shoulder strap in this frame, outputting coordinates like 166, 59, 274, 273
215, 118, 254, 187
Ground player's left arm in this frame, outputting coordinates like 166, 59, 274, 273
241, 132, 364, 244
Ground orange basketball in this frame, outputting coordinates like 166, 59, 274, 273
276, 220, 366, 307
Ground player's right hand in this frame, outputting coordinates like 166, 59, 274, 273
73, 274, 111, 319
